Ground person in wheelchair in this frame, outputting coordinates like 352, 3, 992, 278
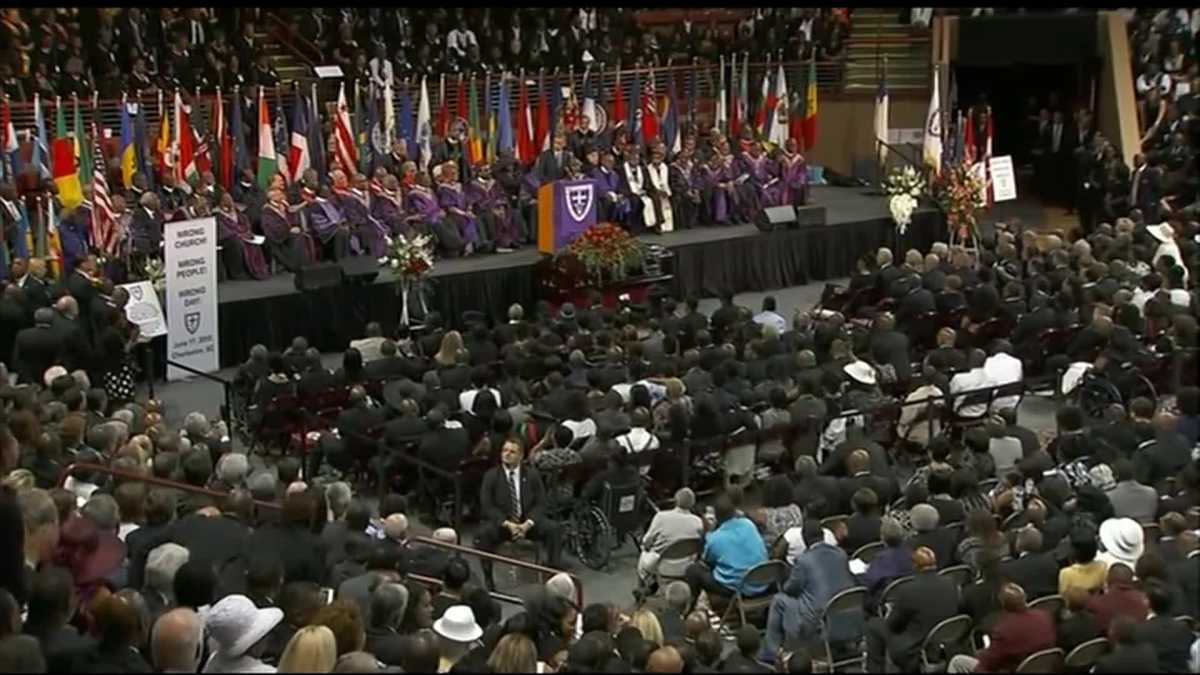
580, 449, 642, 507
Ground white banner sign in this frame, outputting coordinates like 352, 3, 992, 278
988, 155, 1018, 202
118, 280, 167, 339
164, 217, 220, 381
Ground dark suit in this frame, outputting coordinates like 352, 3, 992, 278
11, 324, 64, 384
130, 206, 164, 254
867, 570, 960, 672
998, 551, 1059, 599
910, 528, 958, 570
297, 367, 338, 399
244, 523, 326, 584
1095, 643, 1160, 674
1131, 615, 1192, 673
18, 276, 51, 313
869, 330, 912, 381
534, 148, 570, 184
474, 463, 562, 586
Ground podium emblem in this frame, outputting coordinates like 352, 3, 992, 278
565, 184, 594, 222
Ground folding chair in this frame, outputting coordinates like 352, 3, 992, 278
920, 614, 973, 673
851, 541, 886, 565
812, 586, 868, 674
879, 575, 914, 618
718, 560, 789, 631
938, 564, 974, 591
1028, 594, 1062, 617
1064, 637, 1109, 672
655, 537, 702, 585
1014, 647, 1064, 674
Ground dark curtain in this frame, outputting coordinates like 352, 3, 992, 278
957, 15, 1098, 67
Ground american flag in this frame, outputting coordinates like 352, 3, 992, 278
91, 121, 118, 255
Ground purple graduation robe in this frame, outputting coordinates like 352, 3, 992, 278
779, 153, 809, 207
699, 161, 736, 225
371, 189, 409, 236
334, 187, 388, 257
216, 208, 270, 280
436, 182, 481, 247
589, 165, 632, 224
260, 202, 316, 271
465, 177, 520, 249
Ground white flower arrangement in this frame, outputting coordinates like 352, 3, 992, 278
884, 166, 927, 235
141, 257, 166, 293
889, 194, 918, 235
378, 233, 435, 283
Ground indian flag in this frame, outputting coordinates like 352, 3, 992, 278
256, 87, 277, 189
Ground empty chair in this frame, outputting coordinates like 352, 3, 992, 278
920, 614, 973, 673
1028, 594, 1062, 617
1064, 637, 1109, 672
813, 586, 869, 673
719, 560, 789, 631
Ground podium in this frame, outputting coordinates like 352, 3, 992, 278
537, 179, 599, 254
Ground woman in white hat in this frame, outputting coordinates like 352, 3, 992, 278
432, 604, 483, 672
1096, 517, 1146, 571
202, 594, 284, 673
1146, 221, 1189, 285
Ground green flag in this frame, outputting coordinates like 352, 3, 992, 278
74, 97, 93, 186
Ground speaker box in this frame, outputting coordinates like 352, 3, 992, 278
294, 262, 343, 292
794, 204, 828, 227
340, 257, 380, 285
756, 205, 796, 232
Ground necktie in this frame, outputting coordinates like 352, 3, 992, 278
508, 470, 521, 521
1130, 167, 1141, 204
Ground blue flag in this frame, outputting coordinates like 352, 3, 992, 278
398, 83, 415, 155
13, 199, 29, 259
32, 96, 50, 180
497, 77, 513, 155
663, 74, 680, 153
231, 90, 250, 180
288, 86, 310, 182
308, 84, 326, 179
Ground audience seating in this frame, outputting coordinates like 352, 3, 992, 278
851, 541, 885, 564
1014, 647, 1064, 674
1063, 637, 1109, 672
1028, 594, 1063, 616
920, 614, 973, 673
813, 586, 869, 674
718, 559, 789, 631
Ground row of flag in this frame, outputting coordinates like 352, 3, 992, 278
717, 55, 819, 151
918, 67, 995, 205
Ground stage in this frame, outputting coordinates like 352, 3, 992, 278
215, 186, 942, 367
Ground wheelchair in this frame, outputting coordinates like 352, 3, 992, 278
542, 464, 655, 571
1074, 363, 1158, 419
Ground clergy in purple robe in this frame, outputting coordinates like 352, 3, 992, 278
732, 144, 767, 219
406, 174, 466, 257
466, 163, 522, 251
435, 162, 483, 254
372, 175, 410, 236
699, 153, 736, 226
778, 139, 810, 207
302, 186, 351, 261
669, 151, 703, 229
260, 188, 316, 272
215, 192, 269, 280
333, 171, 388, 258
590, 151, 632, 225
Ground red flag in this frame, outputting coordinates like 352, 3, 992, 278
457, 75, 467, 129
534, 71, 550, 152
516, 75, 535, 165
754, 66, 772, 135
964, 110, 977, 165
216, 91, 232, 190
435, 74, 449, 138
174, 91, 196, 185
612, 69, 626, 134
641, 70, 658, 145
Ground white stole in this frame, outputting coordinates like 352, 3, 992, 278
647, 162, 674, 232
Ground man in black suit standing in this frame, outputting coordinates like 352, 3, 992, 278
474, 438, 563, 590
535, 132, 570, 185
12, 308, 64, 385
866, 546, 960, 672
1131, 581, 1193, 673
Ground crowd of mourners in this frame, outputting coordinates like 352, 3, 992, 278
0, 201, 1199, 672
0, 8, 852, 102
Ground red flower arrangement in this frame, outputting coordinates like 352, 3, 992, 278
931, 161, 988, 243
537, 223, 648, 293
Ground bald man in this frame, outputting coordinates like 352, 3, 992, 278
151, 608, 205, 673
949, 582, 1056, 673
866, 546, 959, 672
645, 646, 684, 673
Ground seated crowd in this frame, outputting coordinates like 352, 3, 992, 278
0, 209, 1198, 672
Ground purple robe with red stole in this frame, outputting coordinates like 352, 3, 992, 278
334, 187, 388, 257
406, 184, 464, 256
465, 177, 520, 249
435, 182, 481, 248
371, 189, 409, 236
216, 208, 270, 279
779, 153, 809, 207
259, 202, 316, 271
734, 152, 770, 216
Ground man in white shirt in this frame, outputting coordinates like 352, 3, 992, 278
949, 349, 991, 418
638, 487, 704, 583
983, 341, 1023, 412
616, 408, 660, 476
446, 21, 477, 60
368, 43, 394, 93
752, 296, 788, 335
